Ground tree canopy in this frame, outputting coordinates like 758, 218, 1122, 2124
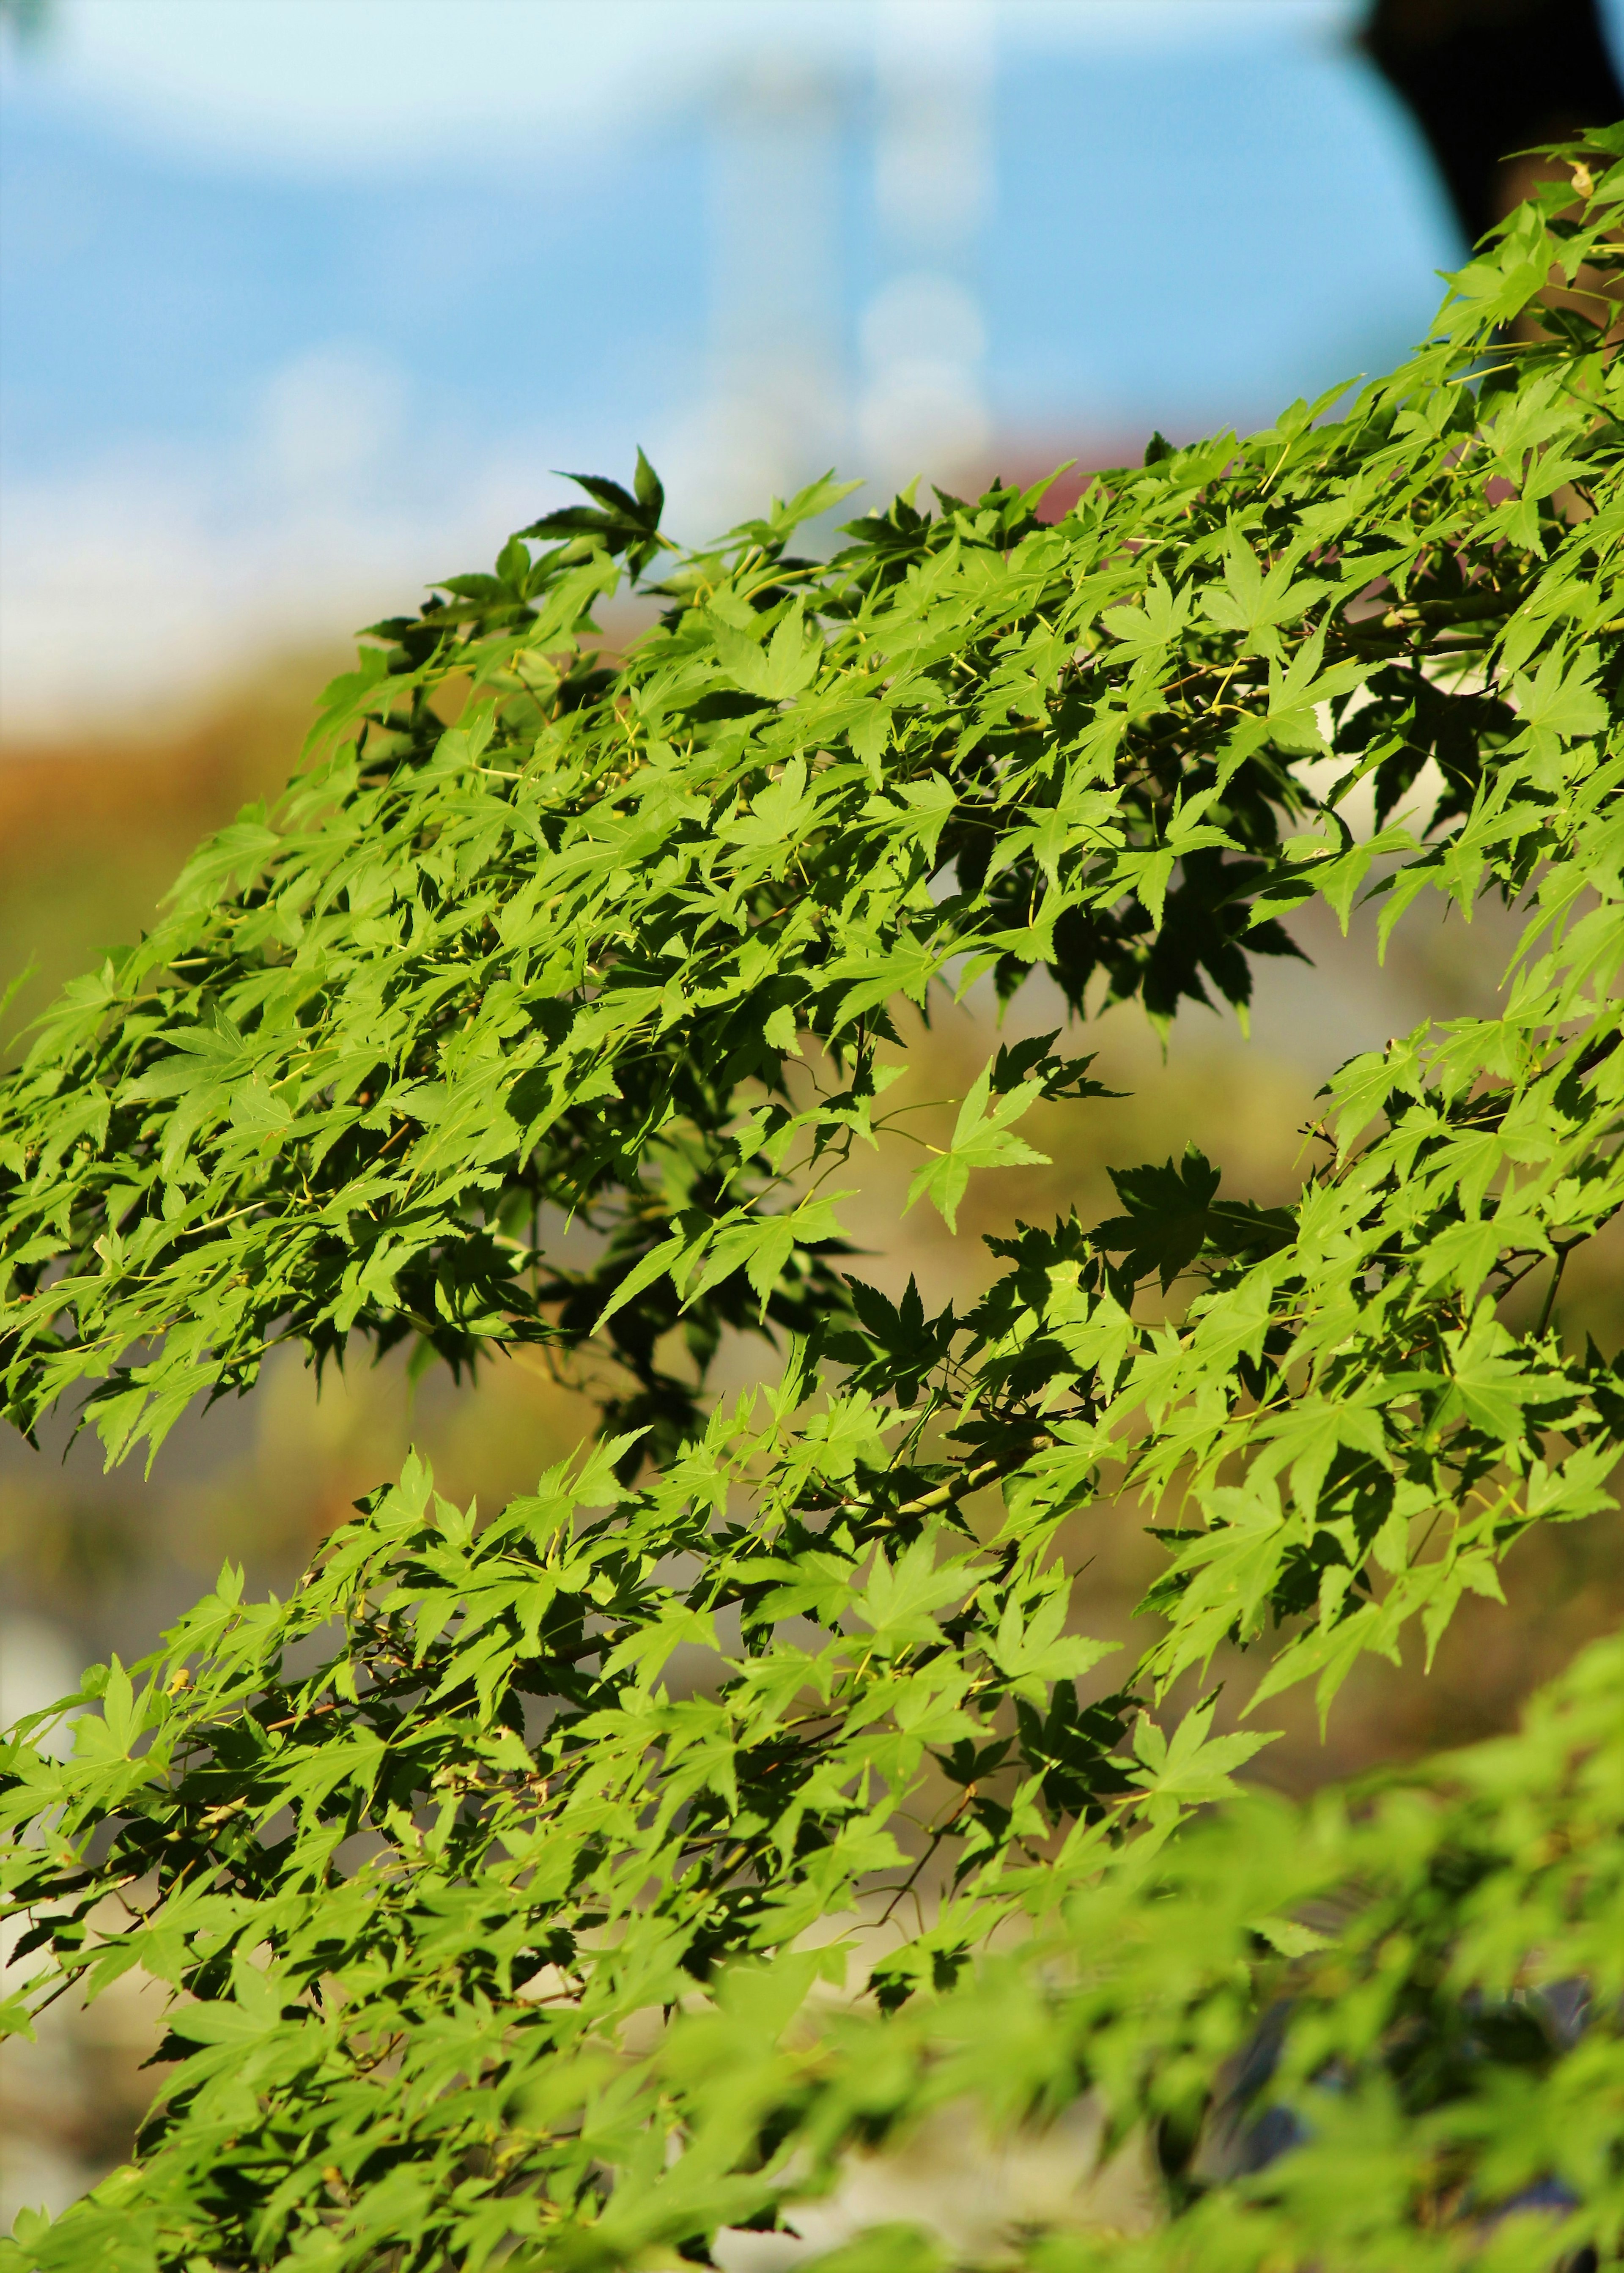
2, 137, 1621, 2273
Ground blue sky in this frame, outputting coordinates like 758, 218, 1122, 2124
4, 0, 1613, 726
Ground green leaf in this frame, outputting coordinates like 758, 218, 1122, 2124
851, 1533, 972, 1656
714, 604, 823, 703
1091, 1147, 1290, 1290
905, 1061, 1051, 1233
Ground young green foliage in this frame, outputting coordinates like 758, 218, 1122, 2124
2, 137, 1622, 2272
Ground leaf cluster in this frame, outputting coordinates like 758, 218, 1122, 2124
3, 136, 1624, 2272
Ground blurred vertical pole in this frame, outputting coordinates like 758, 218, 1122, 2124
859, 0, 994, 492
696, 52, 846, 530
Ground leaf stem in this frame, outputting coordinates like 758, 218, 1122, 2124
1534, 1242, 1573, 1338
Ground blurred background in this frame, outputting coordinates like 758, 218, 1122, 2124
3, 0, 1624, 2228
0, 0, 1503, 732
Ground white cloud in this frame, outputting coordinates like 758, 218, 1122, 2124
9, 0, 1364, 180
0, 344, 625, 732
256, 343, 406, 493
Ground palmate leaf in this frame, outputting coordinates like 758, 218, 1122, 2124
713, 606, 825, 703
905, 1059, 1051, 1232
1092, 1145, 1295, 1289
3, 140, 1624, 2273
520, 448, 671, 578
